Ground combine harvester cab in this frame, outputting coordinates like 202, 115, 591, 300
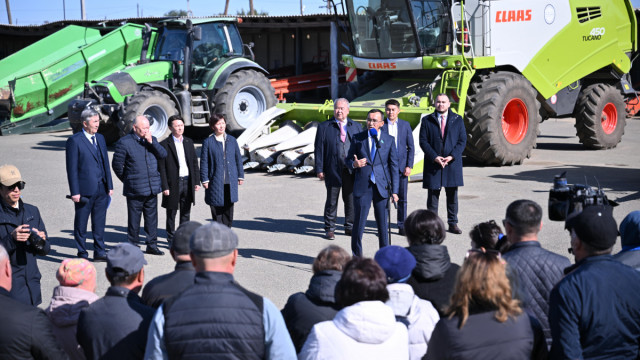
0, 24, 152, 135
274, 0, 638, 169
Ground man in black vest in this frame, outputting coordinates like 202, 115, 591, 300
145, 222, 297, 359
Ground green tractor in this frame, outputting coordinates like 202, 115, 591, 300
69, 17, 276, 142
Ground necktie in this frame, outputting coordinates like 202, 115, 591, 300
340, 123, 346, 143
91, 136, 98, 151
440, 115, 446, 138
370, 137, 376, 184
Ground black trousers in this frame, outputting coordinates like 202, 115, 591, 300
126, 194, 158, 247
427, 187, 459, 225
323, 168, 355, 233
73, 181, 109, 258
166, 177, 192, 242
210, 184, 234, 228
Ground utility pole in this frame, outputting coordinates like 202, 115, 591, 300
300, 0, 303, 15
249, 0, 254, 15
80, 0, 86, 20
63, 0, 66, 20
137, 3, 139, 17
5, 0, 12, 24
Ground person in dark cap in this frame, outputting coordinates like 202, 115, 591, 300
374, 245, 439, 360
549, 206, 640, 359
613, 210, 640, 270
77, 243, 155, 360
142, 221, 201, 308
145, 222, 297, 359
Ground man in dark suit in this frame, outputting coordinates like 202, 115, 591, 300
66, 109, 114, 261
112, 116, 167, 255
158, 115, 200, 244
314, 98, 363, 240
419, 94, 467, 234
347, 109, 399, 257
382, 99, 414, 236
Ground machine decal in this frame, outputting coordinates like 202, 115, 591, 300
352, 57, 423, 71
495, 10, 532, 23
583, 27, 605, 41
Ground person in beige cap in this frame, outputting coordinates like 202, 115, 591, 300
145, 222, 296, 359
0, 164, 50, 306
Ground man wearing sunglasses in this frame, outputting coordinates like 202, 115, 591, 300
0, 164, 50, 306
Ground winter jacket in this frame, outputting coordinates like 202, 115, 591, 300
282, 270, 342, 353
0, 198, 50, 306
298, 300, 409, 360
419, 110, 466, 189
406, 244, 460, 316
425, 309, 548, 360
549, 255, 640, 360
0, 288, 68, 360
386, 283, 439, 360
46, 286, 99, 360
613, 248, 640, 270
112, 132, 167, 197
502, 241, 570, 346
200, 134, 244, 207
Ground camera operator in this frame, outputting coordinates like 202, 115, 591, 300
0, 165, 50, 306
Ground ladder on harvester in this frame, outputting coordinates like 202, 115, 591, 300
438, 64, 474, 115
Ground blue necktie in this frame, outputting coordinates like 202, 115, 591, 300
370, 137, 376, 184
91, 136, 98, 152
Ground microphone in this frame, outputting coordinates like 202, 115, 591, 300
66, 195, 89, 204
369, 128, 380, 148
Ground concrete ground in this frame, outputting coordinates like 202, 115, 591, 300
1, 117, 639, 309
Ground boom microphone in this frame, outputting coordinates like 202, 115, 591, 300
369, 128, 380, 148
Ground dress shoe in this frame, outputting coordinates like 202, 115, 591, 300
77, 252, 89, 260
345, 228, 352, 236
448, 224, 462, 234
325, 231, 335, 240
93, 254, 108, 262
398, 228, 405, 236
146, 246, 165, 256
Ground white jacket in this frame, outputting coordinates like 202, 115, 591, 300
386, 283, 440, 360
298, 300, 409, 360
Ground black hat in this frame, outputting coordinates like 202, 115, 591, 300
566, 206, 618, 250
171, 221, 202, 255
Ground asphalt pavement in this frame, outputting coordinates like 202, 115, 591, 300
1, 117, 639, 309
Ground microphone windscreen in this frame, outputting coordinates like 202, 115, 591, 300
369, 128, 378, 137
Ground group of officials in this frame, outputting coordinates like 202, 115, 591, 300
314, 94, 467, 257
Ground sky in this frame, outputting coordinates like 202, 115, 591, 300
1, 0, 332, 26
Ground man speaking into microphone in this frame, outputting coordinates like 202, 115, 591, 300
347, 109, 399, 257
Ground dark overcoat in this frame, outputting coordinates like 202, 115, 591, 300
419, 110, 466, 189
314, 117, 363, 187
158, 136, 200, 209
200, 134, 244, 207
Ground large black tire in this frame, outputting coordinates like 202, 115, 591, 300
465, 72, 541, 165
118, 90, 177, 142
574, 83, 625, 149
213, 69, 276, 133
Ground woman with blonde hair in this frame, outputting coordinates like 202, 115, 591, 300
425, 248, 547, 360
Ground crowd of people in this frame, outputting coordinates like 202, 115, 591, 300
0, 98, 639, 359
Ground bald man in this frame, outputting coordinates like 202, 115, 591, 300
112, 116, 167, 255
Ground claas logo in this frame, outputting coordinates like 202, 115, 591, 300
368, 62, 397, 70
496, 10, 532, 23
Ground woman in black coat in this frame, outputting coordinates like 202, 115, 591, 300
425, 248, 547, 360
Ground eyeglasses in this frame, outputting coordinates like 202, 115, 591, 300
502, 218, 513, 228
2, 182, 24, 191
465, 247, 502, 260
366, 118, 382, 123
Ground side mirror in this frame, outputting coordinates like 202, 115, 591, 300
193, 26, 202, 41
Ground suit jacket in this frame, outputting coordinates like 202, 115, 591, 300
419, 110, 466, 189
382, 118, 414, 173
200, 134, 244, 207
112, 132, 167, 197
158, 136, 200, 209
66, 131, 113, 196
347, 130, 399, 198
314, 117, 363, 187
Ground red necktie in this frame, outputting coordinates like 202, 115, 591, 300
440, 115, 446, 138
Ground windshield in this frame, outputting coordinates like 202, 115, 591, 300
154, 28, 188, 61
347, 0, 449, 58
192, 22, 243, 67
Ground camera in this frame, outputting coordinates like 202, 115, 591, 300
548, 172, 616, 221
27, 228, 46, 252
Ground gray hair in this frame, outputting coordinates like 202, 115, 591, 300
134, 115, 150, 126
81, 109, 99, 123
0, 244, 7, 262
334, 98, 350, 109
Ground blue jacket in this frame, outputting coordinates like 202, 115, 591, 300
66, 131, 113, 196
200, 134, 244, 207
419, 110, 466, 189
382, 118, 414, 173
347, 130, 399, 198
112, 133, 167, 197
314, 118, 363, 187
549, 255, 640, 359
0, 199, 49, 306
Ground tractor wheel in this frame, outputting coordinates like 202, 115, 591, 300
213, 69, 276, 133
465, 72, 541, 165
118, 90, 177, 141
574, 83, 625, 149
